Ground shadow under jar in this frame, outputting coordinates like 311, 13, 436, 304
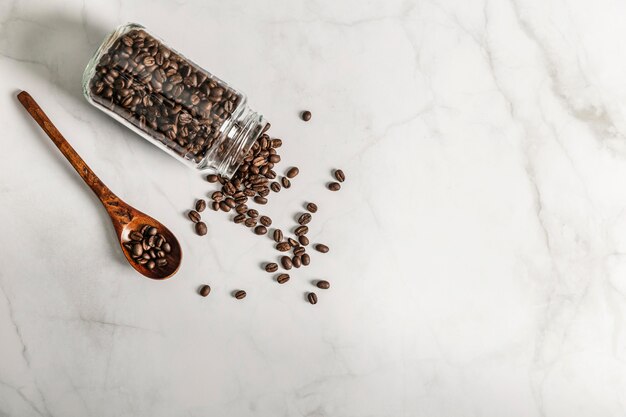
82, 23, 267, 179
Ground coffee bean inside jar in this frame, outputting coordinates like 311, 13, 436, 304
83, 23, 267, 178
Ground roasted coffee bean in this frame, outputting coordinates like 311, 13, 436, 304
298, 235, 309, 246
254, 196, 268, 205
254, 225, 267, 235
234, 290, 246, 300
235, 204, 248, 214
219, 201, 231, 212
188, 210, 201, 223
294, 246, 306, 256
211, 191, 224, 201
315, 244, 329, 253
131, 243, 143, 257
129, 231, 144, 241
281, 177, 291, 188
276, 242, 291, 252
270, 182, 281, 192
328, 182, 341, 191
307, 292, 318, 304
316, 280, 330, 289
147, 260, 156, 270
162, 243, 171, 253
276, 274, 290, 284
195, 222, 208, 236
206, 174, 219, 183
298, 213, 312, 225
301, 110, 312, 121
211, 201, 220, 211
147, 227, 158, 236
295, 226, 308, 237
281, 256, 293, 270
247, 209, 259, 218
273, 229, 283, 242
156, 258, 168, 267
286, 167, 299, 178
244, 218, 257, 227
292, 255, 302, 268
334, 169, 345, 182
265, 263, 278, 273
288, 237, 299, 247
306, 202, 318, 213
199, 285, 211, 297
195, 199, 207, 212
234, 214, 246, 224
259, 216, 272, 227
224, 197, 236, 208
301, 253, 310, 266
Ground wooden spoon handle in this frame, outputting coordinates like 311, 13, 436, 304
17, 91, 132, 228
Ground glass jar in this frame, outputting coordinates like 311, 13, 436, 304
82, 23, 267, 178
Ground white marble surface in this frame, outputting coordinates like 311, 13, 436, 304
2, 0, 626, 416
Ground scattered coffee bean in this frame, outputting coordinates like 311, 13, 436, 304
298, 235, 309, 246
273, 229, 283, 243
276, 274, 290, 284
254, 225, 267, 235
328, 182, 341, 191
211, 202, 220, 211
301, 253, 310, 265
199, 285, 211, 297
260, 216, 272, 227
254, 196, 268, 205
286, 167, 299, 178
234, 290, 246, 299
281, 256, 293, 270
295, 226, 308, 237
225, 197, 236, 208
206, 174, 219, 183
247, 209, 259, 218
316, 280, 330, 289
334, 169, 345, 182
195, 222, 208, 236
265, 263, 278, 272
244, 218, 257, 227
281, 177, 291, 188
306, 202, 318, 213
276, 242, 291, 251
301, 110, 312, 121
195, 199, 206, 212
288, 237, 299, 247
235, 204, 248, 214
270, 182, 281, 192
188, 210, 201, 223
294, 246, 306, 256
298, 213, 312, 225
234, 214, 246, 224
292, 255, 302, 268
315, 244, 329, 253
307, 292, 318, 304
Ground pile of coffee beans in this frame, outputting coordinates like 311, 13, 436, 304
88, 28, 240, 163
123, 224, 171, 269
189, 114, 346, 304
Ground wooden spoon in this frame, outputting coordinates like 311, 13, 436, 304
17, 91, 182, 280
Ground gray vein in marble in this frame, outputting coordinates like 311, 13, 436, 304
509, 0, 626, 152
0, 283, 53, 417
0, 380, 45, 417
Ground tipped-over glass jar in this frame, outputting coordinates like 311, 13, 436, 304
82, 23, 267, 178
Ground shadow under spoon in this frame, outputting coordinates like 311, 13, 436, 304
17, 91, 182, 280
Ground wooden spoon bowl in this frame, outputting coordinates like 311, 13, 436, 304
18, 91, 182, 280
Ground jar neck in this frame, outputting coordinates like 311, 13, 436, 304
200, 105, 267, 178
